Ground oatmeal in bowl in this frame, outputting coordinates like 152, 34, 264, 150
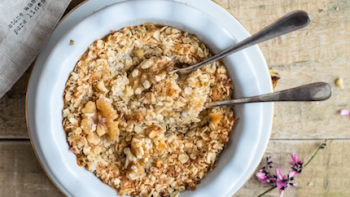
62, 23, 236, 197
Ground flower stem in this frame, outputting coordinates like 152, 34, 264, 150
257, 186, 277, 197
304, 139, 328, 167
257, 139, 328, 196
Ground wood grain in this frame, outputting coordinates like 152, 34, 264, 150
224, 0, 350, 66
234, 140, 350, 197
0, 0, 348, 139
1, 140, 347, 197
0, 0, 349, 196
211, 0, 350, 139
272, 58, 350, 139
0, 67, 31, 138
0, 141, 62, 197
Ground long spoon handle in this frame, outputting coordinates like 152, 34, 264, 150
207, 82, 332, 108
179, 10, 311, 73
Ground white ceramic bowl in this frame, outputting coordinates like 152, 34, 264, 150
27, 0, 273, 196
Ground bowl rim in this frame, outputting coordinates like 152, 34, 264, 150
26, 0, 274, 196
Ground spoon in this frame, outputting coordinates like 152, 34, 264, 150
207, 82, 332, 108
175, 10, 311, 75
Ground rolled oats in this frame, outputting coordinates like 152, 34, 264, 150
63, 24, 235, 197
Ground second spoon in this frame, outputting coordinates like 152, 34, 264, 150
175, 10, 311, 75
207, 82, 332, 108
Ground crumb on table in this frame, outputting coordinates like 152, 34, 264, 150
335, 78, 343, 88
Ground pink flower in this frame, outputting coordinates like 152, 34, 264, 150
256, 170, 268, 183
275, 168, 297, 197
256, 156, 277, 185
257, 140, 328, 197
256, 169, 277, 184
340, 109, 350, 116
289, 153, 304, 174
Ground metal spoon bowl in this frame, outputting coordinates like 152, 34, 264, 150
207, 82, 332, 108
175, 10, 311, 75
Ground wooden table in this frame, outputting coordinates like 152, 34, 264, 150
1, 0, 349, 196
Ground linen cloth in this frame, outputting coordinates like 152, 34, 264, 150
0, 0, 71, 98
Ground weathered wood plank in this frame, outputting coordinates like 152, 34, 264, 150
1, 1, 347, 197
234, 140, 350, 197
0, 0, 349, 137
272, 58, 350, 138
0, 68, 31, 138
1, 140, 347, 197
0, 141, 63, 197
271, 58, 350, 139
220, 0, 350, 139
225, 0, 350, 66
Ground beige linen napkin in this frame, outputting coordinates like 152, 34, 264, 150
0, 0, 71, 98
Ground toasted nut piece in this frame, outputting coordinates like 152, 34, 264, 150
77, 157, 84, 166
182, 37, 191, 44
96, 80, 108, 92
96, 98, 118, 120
82, 101, 96, 114
132, 69, 139, 77
124, 147, 134, 168
126, 112, 144, 124
209, 113, 223, 124
155, 158, 162, 168
87, 131, 100, 145
196, 140, 203, 148
145, 124, 162, 139
124, 86, 134, 96
140, 58, 154, 69
131, 136, 144, 159
336, 78, 344, 88
127, 162, 145, 180
201, 133, 210, 141
143, 80, 151, 89
197, 47, 204, 58
170, 191, 180, 197
167, 87, 177, 97
206, 152, 216, 164
157, 141, 167, 154
140, 153, 150, 165
81, 118, 92, 134
107, 121, 119, 141
186, 130, 196, 137
96, 98, 119, 140
133, 49, 144, 58
178, 153, 189, 164
190, 153, 197, 160
209, 131, 219, 140
184, 143, 193, 151
153, 30, 160, 40
96, 124, 106, 136
269, 69, 281, 89
135, 88, 142, 95
70, 40, 74, 45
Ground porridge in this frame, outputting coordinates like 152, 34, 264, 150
62, 23, 236, 197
